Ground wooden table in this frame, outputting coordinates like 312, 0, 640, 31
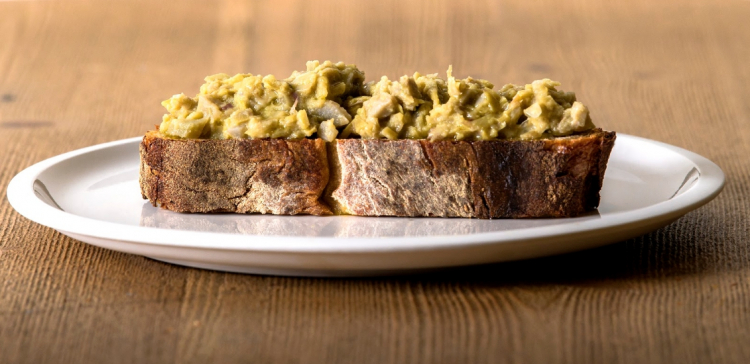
1, 0, 749, 363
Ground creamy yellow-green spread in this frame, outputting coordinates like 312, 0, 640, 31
159, 61, 595, 141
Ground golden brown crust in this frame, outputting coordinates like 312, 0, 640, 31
139, 131, 332, 215
139, 129, 615, 218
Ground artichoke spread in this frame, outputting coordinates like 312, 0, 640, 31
160, 61, 595, 141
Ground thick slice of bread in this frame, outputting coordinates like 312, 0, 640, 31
140, 129, 615, 218
139, 130, 332, 215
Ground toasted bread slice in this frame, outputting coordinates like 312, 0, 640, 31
140, 129, 615, 218
139, 130, 332, 215
326, 129, 615, 218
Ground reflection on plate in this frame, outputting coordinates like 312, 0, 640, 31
139, 204, 602, 238
8, 134, 724, 276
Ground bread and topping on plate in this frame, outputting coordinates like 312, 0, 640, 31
140, 61, 616, 218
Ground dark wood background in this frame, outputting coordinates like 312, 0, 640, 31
1, 0, 749, 363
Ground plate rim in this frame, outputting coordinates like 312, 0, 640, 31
6, 134, 725, 253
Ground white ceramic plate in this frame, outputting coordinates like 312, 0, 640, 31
7, 134, 724, 276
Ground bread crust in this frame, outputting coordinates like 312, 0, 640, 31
140, 129, 615, 218
139, 131, 332, 215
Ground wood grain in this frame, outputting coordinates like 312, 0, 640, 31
1, 0, 749, 363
